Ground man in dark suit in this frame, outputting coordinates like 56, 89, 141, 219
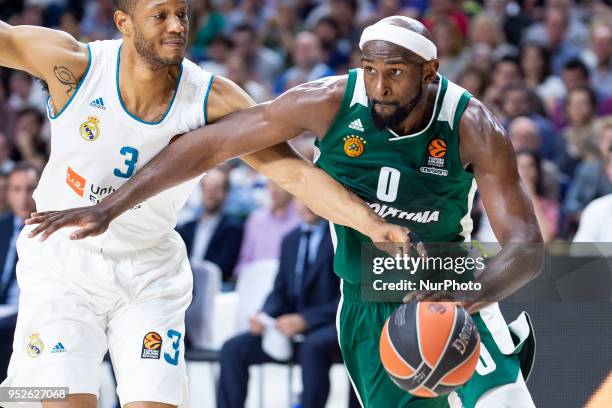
218, 201, 357, 408
177, 168, 244, 282
0, 163, 39, 380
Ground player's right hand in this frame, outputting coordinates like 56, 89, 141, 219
25, 205, 112, 241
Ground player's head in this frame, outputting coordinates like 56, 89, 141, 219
113, 0, 188, 69
359, 16, 439, 130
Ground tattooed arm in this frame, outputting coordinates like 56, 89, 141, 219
0, 20, 88, 113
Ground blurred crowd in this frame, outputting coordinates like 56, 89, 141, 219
0, 0, 611, 245
1, 0, 611, 405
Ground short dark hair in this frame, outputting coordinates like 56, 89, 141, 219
9, 162, 41, 180
17, 107, 44, 126
567, 86, 598, 108
113, 0, 135, 14
494, 54, 520, 70
563, 58, 589, 79
234, 24, 257, 37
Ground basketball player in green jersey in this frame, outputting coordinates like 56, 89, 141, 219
28, 16, 543, 408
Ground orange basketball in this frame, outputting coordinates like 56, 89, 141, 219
143, 332, 162, 350
428, 139, 447, 158
380, 302, 480, 398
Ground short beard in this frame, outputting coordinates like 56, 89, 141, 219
133, 29, 183, 70
370, 86, 422, 130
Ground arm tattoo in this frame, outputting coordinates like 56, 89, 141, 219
53, 66, 78, 96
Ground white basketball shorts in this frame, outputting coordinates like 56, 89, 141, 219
1, 225, 193, 407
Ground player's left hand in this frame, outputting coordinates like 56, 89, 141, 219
275, 314, 308, 337
25, 205, 112, 241
368, 221, 427, 258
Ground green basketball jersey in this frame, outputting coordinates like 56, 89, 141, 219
315, 68, 477, 285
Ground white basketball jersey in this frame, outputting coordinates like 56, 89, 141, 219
34, 39, 214, 252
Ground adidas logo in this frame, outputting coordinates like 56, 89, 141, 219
89, 97, 106, 110
348, 118, 364, 132
51, 342, 67, 353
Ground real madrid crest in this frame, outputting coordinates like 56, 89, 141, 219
26, 332, 44, 358
343, 135, 366, 158
79, 116, 101, 142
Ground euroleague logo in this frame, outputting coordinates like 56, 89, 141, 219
421, 137, 449, 176
428, 138, 447, 158
141, 331, 162, 359
343, 135, 366, 158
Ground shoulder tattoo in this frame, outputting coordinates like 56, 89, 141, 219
53, 66, 78, 96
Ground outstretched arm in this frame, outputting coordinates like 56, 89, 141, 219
404, 100, 544, 312
28, 76, 410, 245
0, 20, 88, 112
461, 100, 544, 309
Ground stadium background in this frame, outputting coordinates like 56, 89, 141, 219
0, 0, 611, 407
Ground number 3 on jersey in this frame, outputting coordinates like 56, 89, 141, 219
114, 146, 139, 178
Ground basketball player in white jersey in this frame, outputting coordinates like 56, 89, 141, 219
0, 1, 410, 407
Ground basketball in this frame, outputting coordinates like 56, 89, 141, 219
380, 302, 480, 398
144, 332, 162, 350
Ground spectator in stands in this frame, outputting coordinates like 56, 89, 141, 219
178, 169, 244, 283
582, 19, 612, 98
523, 6, 583, 74
13, 107, 47, 170
58, 10, 81, 41
177, 169, 242, 281
502, 83, 558, 161
0, 79, 17, 140
557, 87, 599, 177
226, 0, 270, 33
225, 53, 271, 103
231, 23, 284, 87
234, 181, 300, 277
0, 163, 40, 380
516, 150, 560, 242
80, 0, 116, 41
509, 116, 562, 200
564, 116, 612, 220
273, 31, 334, 94
218, 202, 349, 408
551, 58, 592, 130
198, 35, 233, 76
260, 0, 302, 55
313, 16, 350, 71
468, 13, 515, 62
223, 162, 268, 217
191, 0, 226, 58
483, 55, 522, 117
0, 133, 15, 174
520, 42, 565, 113
431, 16, 469, 82
457, 67, 489, 99
8, 71, 46, 113
327, 0, 358, 40
0, 172, 9, 217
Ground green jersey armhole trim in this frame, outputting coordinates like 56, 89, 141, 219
47, 43, 92, 120
453, 91, 475, 176
203, 74, 215, 125
319, 70, 357, 148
